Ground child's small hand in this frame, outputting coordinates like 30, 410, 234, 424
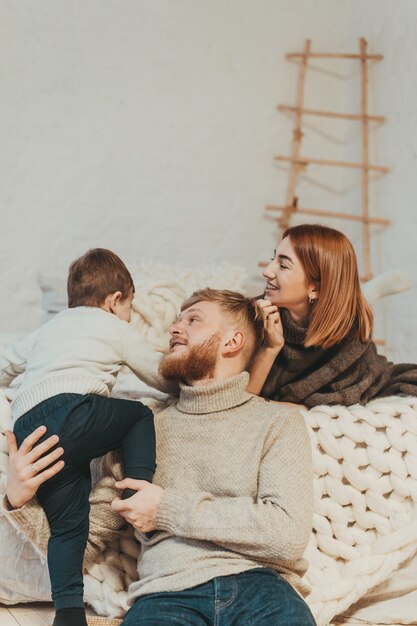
112, 479, 163, 532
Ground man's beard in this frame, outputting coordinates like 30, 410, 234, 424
159, 333, 221, 382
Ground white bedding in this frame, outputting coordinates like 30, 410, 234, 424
1, 265, 417, 625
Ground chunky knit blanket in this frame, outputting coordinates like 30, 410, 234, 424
1, 391, 416, 626
1, 269, 417, 626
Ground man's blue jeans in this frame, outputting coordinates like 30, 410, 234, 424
122, 568, 316, 625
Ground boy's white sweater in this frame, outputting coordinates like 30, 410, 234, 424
0, 307, 174, 419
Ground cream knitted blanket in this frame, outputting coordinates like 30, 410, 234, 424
1, 392, 416, 626
1, 271, 417, 626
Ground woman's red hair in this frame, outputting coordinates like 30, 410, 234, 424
283, 224, 373, 349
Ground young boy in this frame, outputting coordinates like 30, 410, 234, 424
0, 248, 175, 626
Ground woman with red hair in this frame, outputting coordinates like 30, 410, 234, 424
248, 223, 417, 407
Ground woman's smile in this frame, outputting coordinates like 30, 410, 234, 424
265, 282, 279, 292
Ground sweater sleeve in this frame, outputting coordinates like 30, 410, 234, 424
121, 325, 178, 395
0, 330, 38, 387
0, 494, 49, 556
155, 411, 313, 563
0, 475, 123, 567
84, 475, 126, 565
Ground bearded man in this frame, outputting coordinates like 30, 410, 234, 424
5, 289, 315, 626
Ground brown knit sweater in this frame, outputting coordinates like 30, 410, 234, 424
261, 309, 417, 407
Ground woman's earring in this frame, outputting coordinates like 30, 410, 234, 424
309, 296, 315, 305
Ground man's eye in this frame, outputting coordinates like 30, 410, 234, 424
270, 249, 276, 261
279, 263, 288, 270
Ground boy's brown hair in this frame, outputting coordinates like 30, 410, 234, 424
181, 288, 264, 368
67, 248, 134, 308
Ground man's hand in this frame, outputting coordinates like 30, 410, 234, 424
111, 479, 163, 533
5, 426, 64, 509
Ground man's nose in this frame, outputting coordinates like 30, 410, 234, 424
169, 321, 182, 336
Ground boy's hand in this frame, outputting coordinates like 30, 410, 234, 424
5, 426, 64, 509
111, 479, 163, 532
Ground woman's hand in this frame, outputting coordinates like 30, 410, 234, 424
256, 299, 285, 352
247, 299, 285, 395
5, 426, 65, 509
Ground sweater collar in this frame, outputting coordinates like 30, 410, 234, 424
177, 372, 252, 414
280, 308, 308, 345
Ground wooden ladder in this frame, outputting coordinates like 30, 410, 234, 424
264, 38, 389, 282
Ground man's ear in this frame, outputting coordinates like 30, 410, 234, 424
104, 291, 123, 314
222, 330, 245, 357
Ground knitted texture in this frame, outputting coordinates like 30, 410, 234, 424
261, 309, 417, 407
0, 307, 176, 420
37, 262, 248, 351
128, 262, 247, 352
302, 395, 417, 624
1, 390, 417, 624
128, 374, 313, 602
87, 618, 122, 626
1, 267, 417, 624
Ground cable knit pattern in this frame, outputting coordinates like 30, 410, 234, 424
1, 388, 417, 624
1, 262, 417, 624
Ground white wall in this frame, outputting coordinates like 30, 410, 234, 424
346, 0, 417, 362
0, 0, 416, 360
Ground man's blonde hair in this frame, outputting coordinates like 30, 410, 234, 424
181, 288, 264, 368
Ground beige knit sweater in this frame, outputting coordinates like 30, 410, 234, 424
2, 373, 313, 601
129, 372, 313, 602
1, 452, 124, 566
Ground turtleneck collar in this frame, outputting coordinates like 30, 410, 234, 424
280, 308, 308, 345
176, 372, 253, 415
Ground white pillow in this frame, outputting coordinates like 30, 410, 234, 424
38, 261, 247, 321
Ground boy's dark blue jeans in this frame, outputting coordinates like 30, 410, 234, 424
13, 392, 156, 611
122, 568, 316, 625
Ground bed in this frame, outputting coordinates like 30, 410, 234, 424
1, 263, 416, 626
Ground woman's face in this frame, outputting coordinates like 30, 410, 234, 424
262, 236, 316, 322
